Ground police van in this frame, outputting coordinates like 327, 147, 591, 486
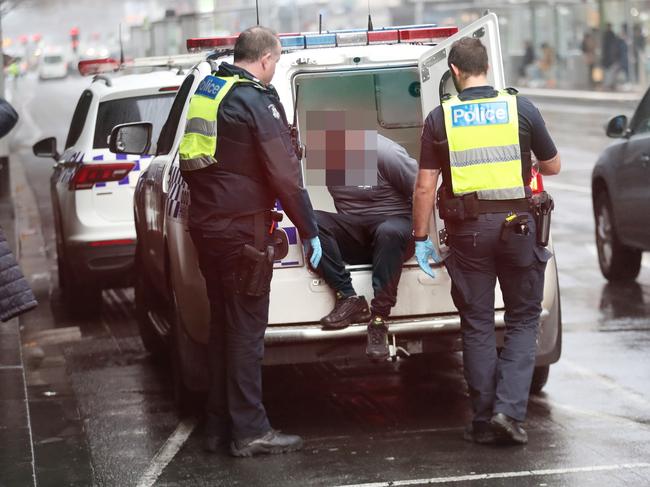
113, 13, 561, 406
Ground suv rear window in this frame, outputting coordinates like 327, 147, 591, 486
93, 94, 175, 151
65, 89, 93, 149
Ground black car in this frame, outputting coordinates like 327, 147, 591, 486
592, 92, 650, 281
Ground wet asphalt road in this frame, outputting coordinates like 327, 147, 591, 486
1, 74, 649, 486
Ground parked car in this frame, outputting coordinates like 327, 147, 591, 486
32, 56, 201, 313
113, 14, 562, 407
38, 52, 68, 80
592, 93, 650, 281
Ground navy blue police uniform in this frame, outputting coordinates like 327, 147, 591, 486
181, 63, 318, 442
420, 86, 558, 427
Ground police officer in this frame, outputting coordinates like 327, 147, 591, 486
179, 26, 322, 457
413, 37, 561, 445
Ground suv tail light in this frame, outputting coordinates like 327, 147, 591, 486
70, 163, 135, 190
530, 167, 544, 194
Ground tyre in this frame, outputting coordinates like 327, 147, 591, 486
59, 253, 102, 317
530, 365, 550, 395
169, 291, 202, 417
594, 191, 641, 282
135, 246, 167, 358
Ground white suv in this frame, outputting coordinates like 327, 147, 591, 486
113, 14, 562, 406
32, 57, 200, 313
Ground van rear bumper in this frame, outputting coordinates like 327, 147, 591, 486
266, 309, 550, 344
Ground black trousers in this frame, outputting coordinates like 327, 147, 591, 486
314, 210, 413, 318
444, 213, 551, 423
189, 216, 272, 441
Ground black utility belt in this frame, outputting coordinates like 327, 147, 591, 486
438, 192, 531, 222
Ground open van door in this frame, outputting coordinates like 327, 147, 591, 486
418, 12, 506, 118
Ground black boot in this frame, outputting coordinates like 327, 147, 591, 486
490, 413, 528, 445
320, 293, 371, 330
365, 315, 389, 362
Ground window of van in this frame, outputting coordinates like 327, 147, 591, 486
93, 94, 175, 152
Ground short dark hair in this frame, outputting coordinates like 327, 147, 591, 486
447, 37, 488, 77
234, 26, 280, 63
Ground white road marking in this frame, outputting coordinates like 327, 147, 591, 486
543, 181, 591, 194
135, 418, 197, 487
334, 463, 650, 487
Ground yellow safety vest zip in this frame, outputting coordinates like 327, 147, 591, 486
179, 74, 257, 171
443, 91, 525, 200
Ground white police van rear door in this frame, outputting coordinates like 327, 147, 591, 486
418, 12, 506, 117
417, 12, 507, 308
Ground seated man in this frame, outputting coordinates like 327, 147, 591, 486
315, 134, 417, 361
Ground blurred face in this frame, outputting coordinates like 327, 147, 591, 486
260, 40, 282, 85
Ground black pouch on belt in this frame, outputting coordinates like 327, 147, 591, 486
235, 212, 275, 296
532, 191, 554, 247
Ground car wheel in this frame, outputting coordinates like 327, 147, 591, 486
59, 250, 102, 317
135, 246, 167, 358
594, 191, 641, 282
530, 365, 550, 395
170, 291, 201, 417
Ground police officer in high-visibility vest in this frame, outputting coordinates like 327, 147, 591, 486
180, 26, 322, 457
413, 37, 561, 445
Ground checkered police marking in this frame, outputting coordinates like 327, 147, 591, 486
451, 101, 509, 127
196, 75, 226, 100
166, 165, 188, 221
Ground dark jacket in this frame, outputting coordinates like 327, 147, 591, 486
328, 134, 417, 217
181, 63, 318, 239
0, 226, 37, 322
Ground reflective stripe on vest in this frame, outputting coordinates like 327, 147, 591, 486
179, 75, 257, 171
443, 91, 525, 200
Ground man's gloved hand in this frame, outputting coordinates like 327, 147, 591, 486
415, 238, 441, 278
302, 236, 322, 269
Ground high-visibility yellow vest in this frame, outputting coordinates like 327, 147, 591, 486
179, 74, 258, 171
443, 91, 525, 200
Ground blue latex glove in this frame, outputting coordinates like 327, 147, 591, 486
302, 236, 322, 269
415, 238, 441, 278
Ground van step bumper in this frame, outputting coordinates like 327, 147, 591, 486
265, 309, 550, 345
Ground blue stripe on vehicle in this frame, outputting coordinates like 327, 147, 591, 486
116, 153, 127, 160
93, 155, 104, 161
281, 261, 300, 266
133, 160, 140, 171
95, 182, 107, 188
118, 177, 129, 185
283, 227, 297, 245
173, 202, 180, 218
275, 199, 283, 211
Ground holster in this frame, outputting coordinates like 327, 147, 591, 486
234, 212, 275, 296
531, 191, 554, 247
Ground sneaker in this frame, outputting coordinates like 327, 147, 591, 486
490, 413, 528, 445
463, 421, 496, 444
320, 293, 371, 330
230, 429, 304, 457
366, 315, 389, 362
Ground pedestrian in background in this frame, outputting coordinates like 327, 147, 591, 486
413, 37, 561, 445
519, 40, 535, 82
633, 23, 646, 83
581, 31, 597, 88
179, 26, 321, 457
602, 23, 621, 90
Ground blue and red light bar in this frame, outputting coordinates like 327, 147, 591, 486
186, 25, 459, 53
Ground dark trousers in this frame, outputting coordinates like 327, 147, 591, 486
444, 213, 550, 423
190, 217, 272, 441
314, 210, 413, 318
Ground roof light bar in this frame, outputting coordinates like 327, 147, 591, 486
367, 30, 399, 44
78, 58, 119, 76
304, 33, 337, 49
186, 35, 238, 53
336, 31, 368, 47
280, 35, 305, 50
398, 26, 458, 43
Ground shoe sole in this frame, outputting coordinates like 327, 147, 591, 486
490, 417, 528, 445
321, 310, 372, 330
230, 439, 304, 458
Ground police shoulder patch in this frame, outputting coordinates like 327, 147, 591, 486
196, 75, 227, 100
268, 103, 281, 120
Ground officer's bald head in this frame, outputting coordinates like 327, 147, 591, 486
234, 26, 281, 63
448, 37, 488, 78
